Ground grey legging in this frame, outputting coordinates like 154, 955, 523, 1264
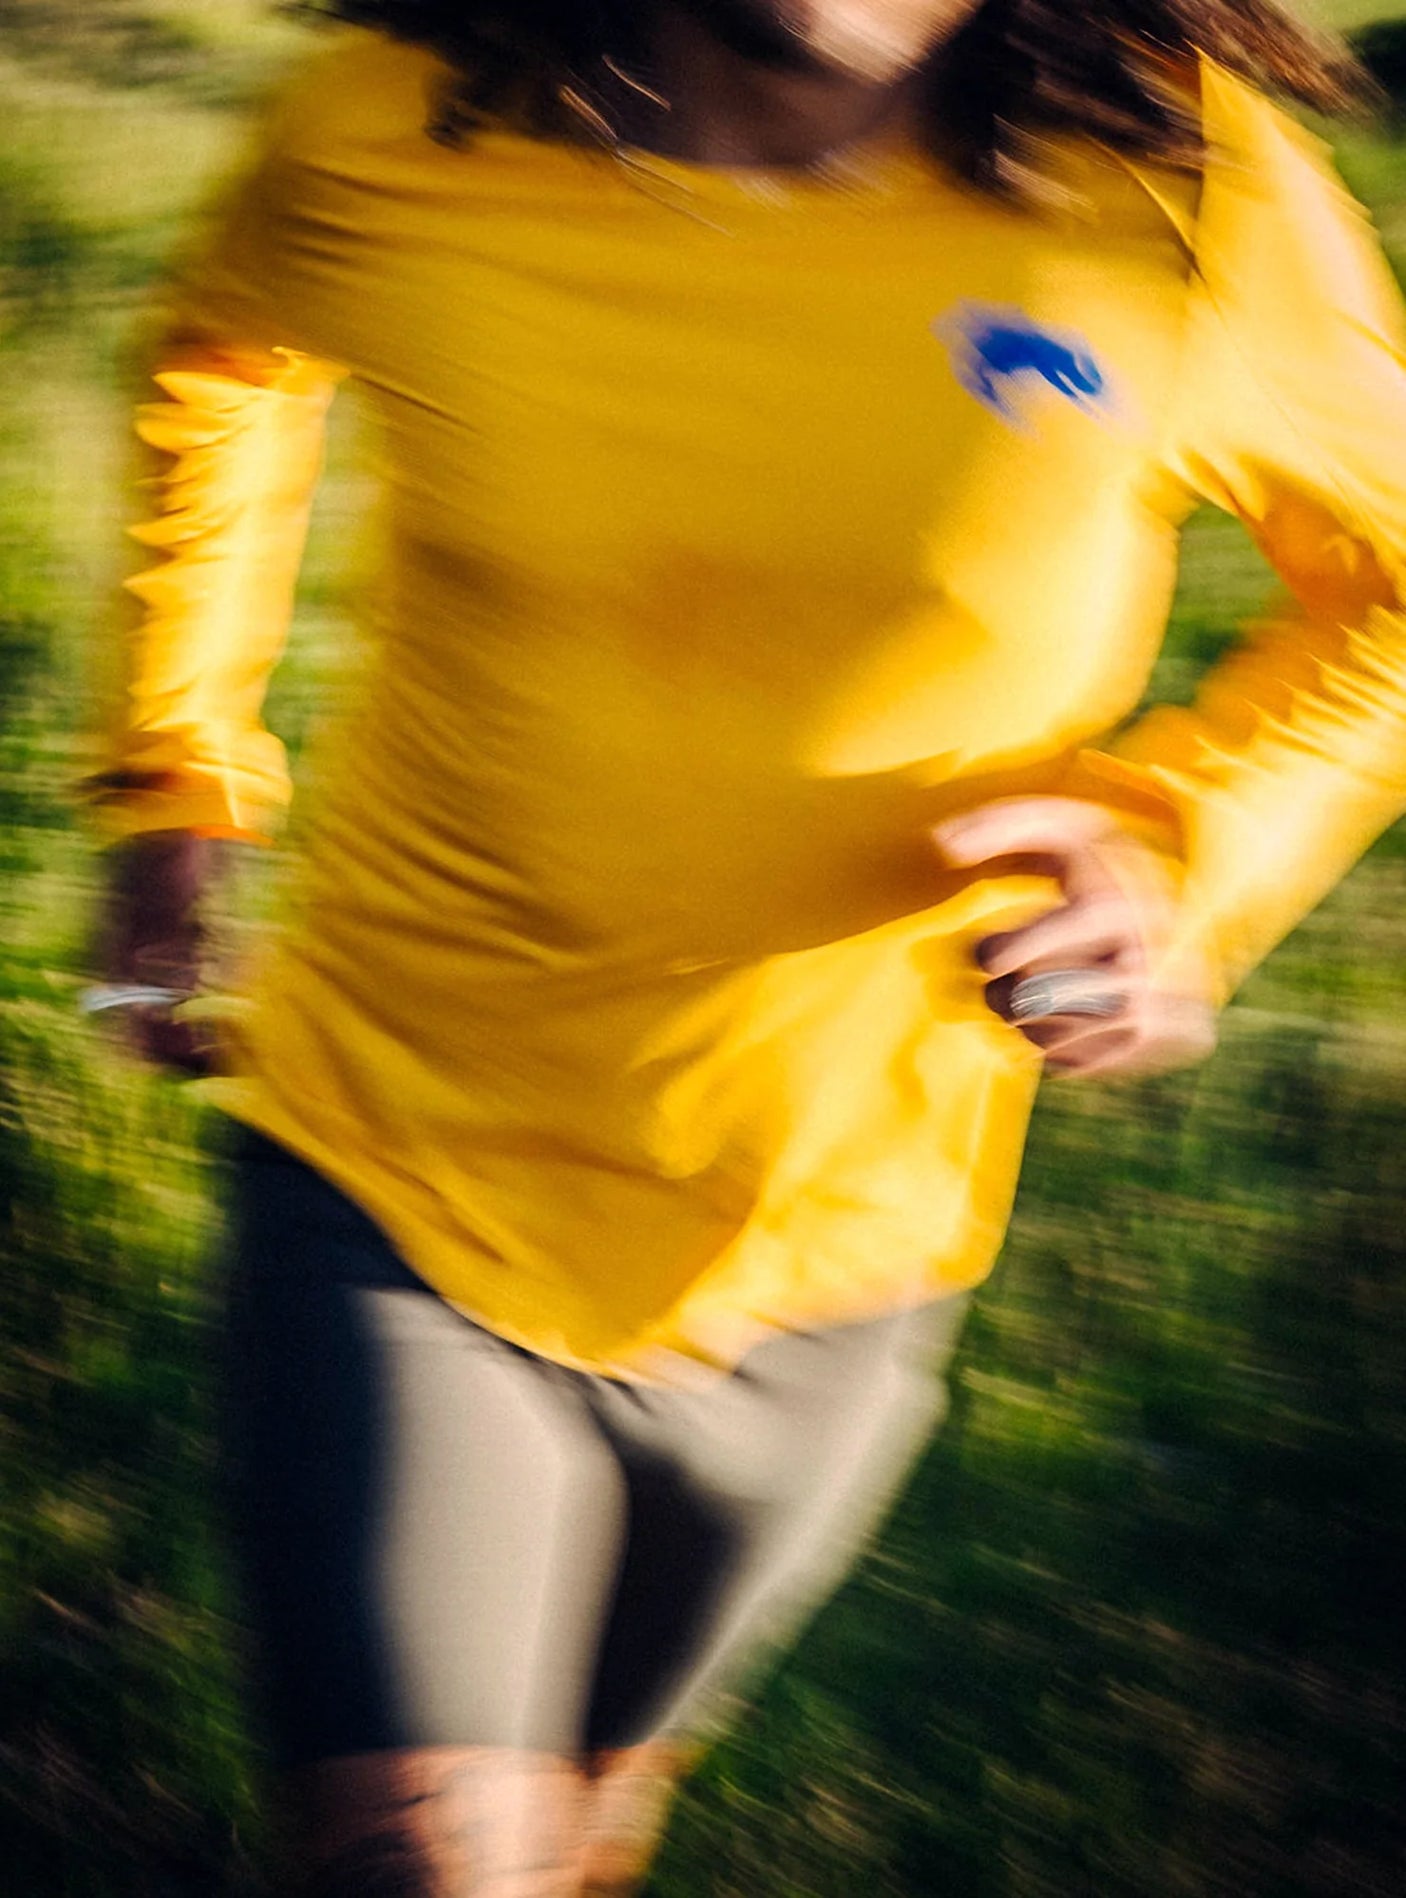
216, 1121, 967, 1768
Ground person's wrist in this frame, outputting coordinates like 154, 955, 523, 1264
87, 873, 218, 1077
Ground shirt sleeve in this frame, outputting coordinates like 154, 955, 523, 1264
79, 57, 349, 846
1100, 59, 1406, 1002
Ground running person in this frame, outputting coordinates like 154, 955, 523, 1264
86, 2, 1406, 1892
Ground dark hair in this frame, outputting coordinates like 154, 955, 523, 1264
296, 1, 1365, 199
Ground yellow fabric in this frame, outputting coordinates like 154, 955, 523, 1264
90, 341, 342, 842
85, 31, 1406, 1378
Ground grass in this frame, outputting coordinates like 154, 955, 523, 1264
3, 7, 1406, 1894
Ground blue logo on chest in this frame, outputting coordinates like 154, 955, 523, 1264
935, 303, 1115, 429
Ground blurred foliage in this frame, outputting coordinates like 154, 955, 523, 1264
2, 4, 1405, 1895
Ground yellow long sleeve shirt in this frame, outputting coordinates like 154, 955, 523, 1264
87, 30, 1406, 1379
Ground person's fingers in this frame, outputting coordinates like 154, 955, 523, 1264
1042, 997, 1218, 1078
989, 995, 1127, 1052
96, 923, 203, 1055
1041, 1021, 1140, 1069
1049, 1035, 1185, 1079
122, 1000, 217, 1077
933, 796, 1112, 866
977, 893, 1142, 980
983, 961, 1130, 1029
933, 797, 1126, 904
984, 970, 1215, 1073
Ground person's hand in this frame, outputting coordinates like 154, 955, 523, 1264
932, 796, 1217, 1078
90, 829, 222, 1076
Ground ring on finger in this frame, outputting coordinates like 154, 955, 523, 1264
1007, 970, 1129, 1023
77, 984, 187, 1016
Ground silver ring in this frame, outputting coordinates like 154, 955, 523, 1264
1007, 970, 1128, 1022
77, 984, 186, 1016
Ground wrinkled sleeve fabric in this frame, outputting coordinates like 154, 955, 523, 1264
1103, 62, 1406, 1000
81, 64, 348, 845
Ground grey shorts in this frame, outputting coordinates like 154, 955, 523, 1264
215, 1121, 966, 1768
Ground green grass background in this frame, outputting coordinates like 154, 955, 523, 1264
2, 5, 1405, 1893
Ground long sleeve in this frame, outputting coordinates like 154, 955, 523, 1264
81, 59, 348, 845
1104, 61, 1406, 1001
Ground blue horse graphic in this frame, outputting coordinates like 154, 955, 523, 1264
936, 304, 1113, 428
